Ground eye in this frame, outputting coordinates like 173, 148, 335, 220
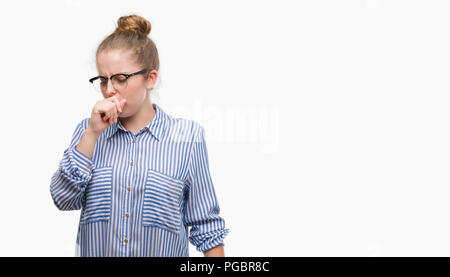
114, 75, 127, 83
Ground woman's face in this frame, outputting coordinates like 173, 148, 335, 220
96, 49, 156, 118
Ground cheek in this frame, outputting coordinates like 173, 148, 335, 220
122, 86, 146, 106
120, 85, 138, 101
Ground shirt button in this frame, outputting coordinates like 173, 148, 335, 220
127, 187, 131, 192
87, 165, 91, 169
125, 213, 129, 218
132, 139, 135, 143
130, 161, 133, 166
124, 239, 128, 243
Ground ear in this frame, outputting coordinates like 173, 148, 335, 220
145, 69, 158, 91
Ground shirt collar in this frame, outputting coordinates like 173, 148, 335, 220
104, 103, 167, 141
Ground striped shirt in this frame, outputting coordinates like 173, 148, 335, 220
50, 103, 229, 257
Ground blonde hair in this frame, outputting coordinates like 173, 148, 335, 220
96, 14, 160, 81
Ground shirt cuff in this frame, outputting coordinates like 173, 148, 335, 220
191, 228, 230, 253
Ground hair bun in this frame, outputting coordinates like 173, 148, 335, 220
116, 14, 151, 36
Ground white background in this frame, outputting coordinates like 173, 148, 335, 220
0, 0, 449, 257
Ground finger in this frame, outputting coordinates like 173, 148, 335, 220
113, 96, 122, 113
119, 99, 126, 110
112, 111, 117, 124
104, 111, 111, 121
109, 96, 122, 114
110, 109, 115, 123
114, 97, 122, 113
109, 110, 114, 124
111, 103, 118, 122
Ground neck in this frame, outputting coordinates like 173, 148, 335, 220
119, 95, 156, 135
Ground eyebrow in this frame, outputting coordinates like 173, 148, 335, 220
97, 72, 129, 78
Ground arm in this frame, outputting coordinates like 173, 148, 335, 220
203, 244, 225, 257
183, 123, 230, 255
75, 126, 101, 160
50, 119, 98, 210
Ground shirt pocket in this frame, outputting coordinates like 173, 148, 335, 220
80, 166, 113, 224
143, 169, 185, 234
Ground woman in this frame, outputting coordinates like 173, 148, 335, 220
50, 14, 229, 257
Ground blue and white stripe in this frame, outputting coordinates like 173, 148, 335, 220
50, 103, 229, 257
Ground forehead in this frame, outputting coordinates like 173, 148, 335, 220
96, 49, 138, 75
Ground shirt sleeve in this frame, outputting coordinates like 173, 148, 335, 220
183, 123, 230, 252
50, 118, 94, 211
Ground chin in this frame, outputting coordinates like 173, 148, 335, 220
119, 112, 131, 119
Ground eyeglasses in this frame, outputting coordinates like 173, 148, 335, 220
89, 69, 149, 93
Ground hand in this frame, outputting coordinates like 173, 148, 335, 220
88, 95, 126, 135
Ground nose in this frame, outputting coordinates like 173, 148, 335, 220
105, 79, 117, 97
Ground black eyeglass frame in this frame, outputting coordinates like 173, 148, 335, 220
89, 68, 149, 89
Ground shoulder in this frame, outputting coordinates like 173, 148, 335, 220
163, 114, 204, 142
